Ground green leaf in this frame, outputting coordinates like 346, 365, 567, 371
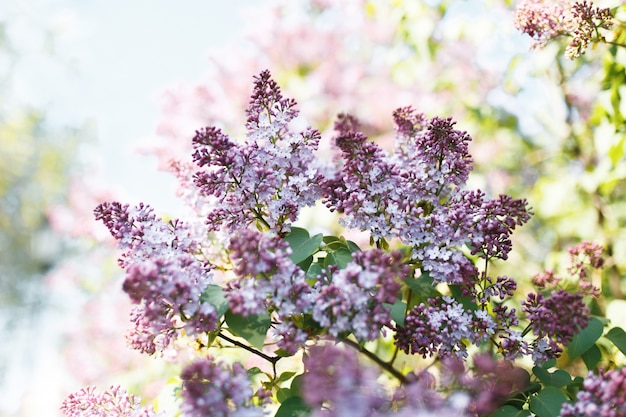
202, 285, 229, 317
567, 317, 604, 360
246, 367, 264, 377
529, 387, 568, 417
285, 227, 310, 246
345, 239, 361, 252
581, 343, 602, 371
532, 367, 571, 387
274, 396, 310, 417
385, 300, 407, 326
274, 348, 296, 358
323, 247, 353, 269
285, 227, 323, 265
276, 388, 292, 403
405, 271, 437, 299
296, 255, 313, 271
306, 263, 323, 281
606, 327, 626, 355
277, 371, 297, 383
491, 405, 531, 417
224, 310, 271, 350
449, 283, 477, 311
290, 374, 304, 396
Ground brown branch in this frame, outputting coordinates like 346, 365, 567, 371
341, 338, 409, 384
218, 332, 281, 365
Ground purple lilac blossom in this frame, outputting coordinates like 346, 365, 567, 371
394, 296, 497, 359
492, 304, 531, 360
440, 354, 528, 416
559, 367, 626, 417
225, 229, 314, 353
522, 289, 589, 363
180, 358, 264, 417
94, 202, 217, 354
60, 385, 164, 417
311, 249, 408, 341
323, 107, 531, 284
303, 344, 472, 417
192, 70, 323, 235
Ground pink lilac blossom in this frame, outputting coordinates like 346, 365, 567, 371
394, 296, 497, 359
559, 367, 626, 417
522, 289, 589, 363
531, 241, 603, 298
440, 354, 528, 416
94, 202, 217, 354
567, 240, 604, 279
303, 344, 472, 417
514, 0, 614, 58
192, 70, 323, 235
323, 107, 531, 284
60, 385, 164, 417
180, 358, 264, 417
303, 344, 388, 417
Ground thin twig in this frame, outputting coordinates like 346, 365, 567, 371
218, 332, 281, 365
341, 338, 408, 384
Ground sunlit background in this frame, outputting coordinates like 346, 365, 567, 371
1, 1, 260, 415
2, 0, 626, 416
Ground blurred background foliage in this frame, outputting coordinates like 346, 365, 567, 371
0, 12, 93, 412
1, 0, 625, 415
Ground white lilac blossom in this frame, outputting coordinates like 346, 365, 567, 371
192, 70, 323, 235
94, 202, 217, 354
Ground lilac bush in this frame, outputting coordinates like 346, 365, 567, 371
62, 70, 625, 417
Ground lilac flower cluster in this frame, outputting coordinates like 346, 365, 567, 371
394, 296, 496, 359
180, 357, 264, 417
522, 289, 589, 363
439, 354, 528, 416
323, 106, 531, 284
491, 304, 531, 360
94, 202, 217, 354
303, 344, 472, 417
225, 229, 313, 353
225, 229, 311, 317
61, 385, 163, 417
225, 229, 410, 351
311, 249, 408, 341
567, 240, 604, 281
514, 0, 613, 58
192, 70, 323, 235
559, 367, 626, 417
87, 71, 547, 416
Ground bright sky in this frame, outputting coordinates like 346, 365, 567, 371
1, 1, 260, 415
3, 0, 261, 214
